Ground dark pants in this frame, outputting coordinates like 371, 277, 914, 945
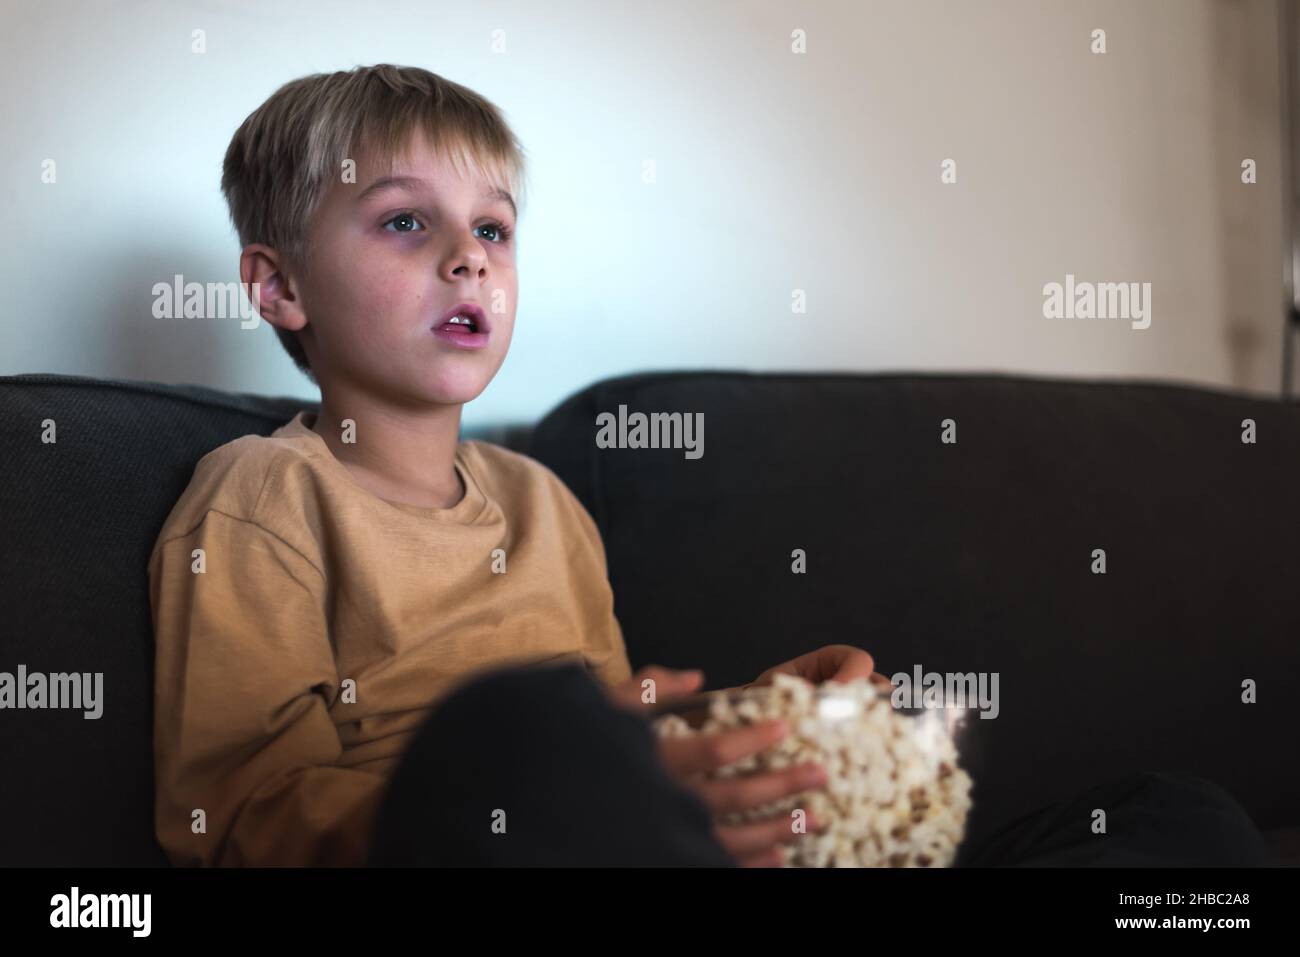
366, 662, 734, 866
955, 770, 1274, 867
366, 663, 1272, 867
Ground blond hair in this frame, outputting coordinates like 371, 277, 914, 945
220, 64, 528, 380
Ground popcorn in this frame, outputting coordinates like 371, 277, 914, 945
652, 672, 973, 867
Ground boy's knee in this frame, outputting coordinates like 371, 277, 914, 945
1105, 770, 1271, 865
434, 660, 609, 727
398, 659, 646, 780
1118, 770, 1245, 813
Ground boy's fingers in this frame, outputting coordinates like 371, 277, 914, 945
631, 666, 703, 702
649, 666, 704, 691
826, 645, 874, 683
657, 720, 788, 777
715, 813, 820, 857
607, 666, 703, 714
692, 762, 828, 815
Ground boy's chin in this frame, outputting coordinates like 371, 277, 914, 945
419, 370, 492, 406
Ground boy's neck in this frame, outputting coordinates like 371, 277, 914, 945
309, 391, 467, 510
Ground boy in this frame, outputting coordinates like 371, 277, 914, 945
149, 64, 872, 868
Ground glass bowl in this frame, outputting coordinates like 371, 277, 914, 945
650, 673, 975, 867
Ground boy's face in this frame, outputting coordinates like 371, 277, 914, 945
291, 130, 518, 407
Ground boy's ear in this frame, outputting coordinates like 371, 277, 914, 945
239, 244, 308, 333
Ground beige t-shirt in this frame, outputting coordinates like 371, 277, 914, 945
148, 410, 633, 867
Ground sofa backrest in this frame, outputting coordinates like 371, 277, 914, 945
2, 369, 1296, 864
527, 370, 1300, 843
0, 375, 320, 865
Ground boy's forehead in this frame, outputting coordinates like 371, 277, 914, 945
334, 140, 514, 220
353, 131, 500, 194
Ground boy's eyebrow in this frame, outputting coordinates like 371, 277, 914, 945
356, 175, 517, 219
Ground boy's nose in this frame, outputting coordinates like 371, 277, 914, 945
442, 234, 489, 280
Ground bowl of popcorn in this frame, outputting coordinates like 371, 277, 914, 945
651, 672, 974, 867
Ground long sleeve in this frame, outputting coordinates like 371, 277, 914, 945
149, 511, 387, 867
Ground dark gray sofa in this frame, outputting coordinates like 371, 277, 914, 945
1, 371, 1296, 866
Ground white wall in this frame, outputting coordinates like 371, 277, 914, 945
0, 0, 1289, 426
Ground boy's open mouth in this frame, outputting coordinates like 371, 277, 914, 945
433, 302, 491, 350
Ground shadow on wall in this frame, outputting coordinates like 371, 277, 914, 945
1211, 0, 1287, 393
98, 244, 295, 391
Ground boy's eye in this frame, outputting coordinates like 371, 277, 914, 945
478, 221, 517, 243
383, 212, 423, 233
381, 213, 513, 243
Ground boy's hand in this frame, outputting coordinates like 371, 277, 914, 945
743, 643, 883, 690
604, 665, 830, 867
655, 718, 829, 867
604, 665, 706, 714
